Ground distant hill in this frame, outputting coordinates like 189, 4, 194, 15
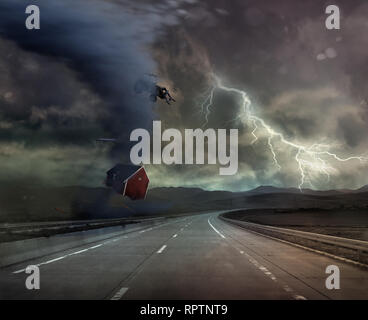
0, 184, 367, 223
355, 185, 368, 193
244, 185, 348, 196
146, 187, 234, 205
121, 185, 368, 215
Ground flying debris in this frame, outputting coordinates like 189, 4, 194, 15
96, 138, 117, 143
134, 74, 176, 105
105, 164, 149, 200
151, 85, 176, 105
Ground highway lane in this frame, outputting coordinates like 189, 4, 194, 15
0, 211, 367, 299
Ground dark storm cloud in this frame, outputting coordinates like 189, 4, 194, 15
0, 37, 108, 147
0, 0, 173, 186
0, 0, 159, 157
147, 0, 368, 190
0, 0, 367, 191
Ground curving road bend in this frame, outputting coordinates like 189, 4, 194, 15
0, 211, 367, 300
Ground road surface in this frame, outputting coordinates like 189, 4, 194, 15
0, 211, 367, 299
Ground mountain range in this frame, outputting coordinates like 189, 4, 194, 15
1, 184, 367, 223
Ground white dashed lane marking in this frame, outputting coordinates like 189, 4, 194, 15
110, 287, 129, 300
157, 245, 167, 254
212, 216, 307, 300
238, 249, 306, 300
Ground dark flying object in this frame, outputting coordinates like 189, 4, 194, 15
105, 164, 149, 200
134, 75, 176, 105
150, 85, 176, 105
96, 138, 117, 142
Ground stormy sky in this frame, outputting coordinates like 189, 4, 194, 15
0, 0, 367, 191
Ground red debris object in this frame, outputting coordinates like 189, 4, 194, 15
105, 164, 149, 200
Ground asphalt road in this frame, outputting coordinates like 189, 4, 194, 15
0, 211, 367, 299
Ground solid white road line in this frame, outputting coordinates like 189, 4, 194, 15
70, 249, 89, 255
89, 244, 103, 249
14, 242, 104, 273
14, 256, 67, 274
157, 245, 167, 254
238, 224, 368, 269
110, 287, 129, 300
208, 218, 226, 239
12, 218, 186, 274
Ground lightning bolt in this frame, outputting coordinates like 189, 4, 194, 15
200, 75, 368, 190
200, 87, 216, 128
